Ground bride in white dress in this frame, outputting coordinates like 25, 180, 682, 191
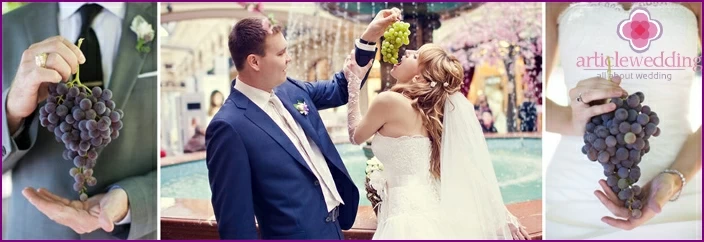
343, 44, 529, 239
545, 2, 702, 239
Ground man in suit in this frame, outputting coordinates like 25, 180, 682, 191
2, 2, 157, 239
206, 9, 401, 239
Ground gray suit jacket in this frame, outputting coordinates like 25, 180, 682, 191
2, 3, 157, 239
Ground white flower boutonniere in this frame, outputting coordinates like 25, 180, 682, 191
294, 101, 309, 116
131, 15, 154, 54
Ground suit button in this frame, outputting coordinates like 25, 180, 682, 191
314, 180, 320, 186
2, 146, 5, 156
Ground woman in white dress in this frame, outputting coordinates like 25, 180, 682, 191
343, 44, 530, 239
545, 2, 702, 239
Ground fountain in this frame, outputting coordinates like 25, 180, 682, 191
441, 2, 542, 132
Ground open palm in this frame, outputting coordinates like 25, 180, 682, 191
594, 173, 678, 230
23, 188, 104, 234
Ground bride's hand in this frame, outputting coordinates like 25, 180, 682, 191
594, 173, 681, 230
508, 222, 531, 240
567, 76, 627, 135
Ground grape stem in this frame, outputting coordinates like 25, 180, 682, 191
66, 38, 93, 96
606, 56, 613, 82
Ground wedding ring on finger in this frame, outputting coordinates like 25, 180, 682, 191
34, 52, 48, 68
576, 92, 586, 104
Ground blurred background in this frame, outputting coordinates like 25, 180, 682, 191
158, 2, 544, 239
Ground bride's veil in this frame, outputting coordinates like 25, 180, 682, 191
440, 92, 517, 239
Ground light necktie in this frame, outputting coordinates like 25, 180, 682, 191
268, 96, 344, 210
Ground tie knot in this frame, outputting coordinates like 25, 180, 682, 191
78, 4, 103, 27
268, 94, 279, 104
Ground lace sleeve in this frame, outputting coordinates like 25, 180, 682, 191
344, 67, 364, 145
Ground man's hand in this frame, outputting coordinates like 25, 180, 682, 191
360, 7, 402, 43
22, 187, 129, 234
7, 36, 85, 133
342, 49, 373, 87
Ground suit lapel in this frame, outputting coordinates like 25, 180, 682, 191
24, 3, 59, 44
108, 3, 153, 110
275, 88, 350, 179
275, 89, 324, 152
233, 89, 314, 175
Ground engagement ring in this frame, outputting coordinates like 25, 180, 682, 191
576, 93, 585, 104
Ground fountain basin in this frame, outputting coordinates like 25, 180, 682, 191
160, 135, 542, 239
161, 136, 542, 205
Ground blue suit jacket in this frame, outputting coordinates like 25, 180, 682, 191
206, 46, 376, 239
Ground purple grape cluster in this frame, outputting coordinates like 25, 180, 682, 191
581, 92, 660, 219
38, 83, 124, 201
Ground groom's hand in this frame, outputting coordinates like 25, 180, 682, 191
361, 7, 402, 43
343, 49, 373, 87
22, 187, 129, 234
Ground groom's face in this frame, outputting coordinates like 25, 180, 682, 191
259, 33, 291, 87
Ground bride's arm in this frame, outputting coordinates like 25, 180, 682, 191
688, 3, 701, 40
545, 3, 624, 136
545, 3, 575, 136
344, 69, 400, 145
667, 126, 702, 192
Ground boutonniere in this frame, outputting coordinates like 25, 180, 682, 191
293, 100, 309, 116
131, 15, 154, 54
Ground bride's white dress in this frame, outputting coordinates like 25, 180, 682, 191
546, 3, 702, 239
370, 133, 445, 239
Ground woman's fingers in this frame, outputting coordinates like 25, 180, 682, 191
569, 87, 623, 105
598, 179, 620, 202
594, 190, 630, 218
582, 103, 617, 120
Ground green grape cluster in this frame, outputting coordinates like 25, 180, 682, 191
381, 21, 411, 64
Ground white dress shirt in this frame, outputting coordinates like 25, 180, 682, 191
234, 80, 345, 212
58, 2, 125, 88
59, 2, 130, 225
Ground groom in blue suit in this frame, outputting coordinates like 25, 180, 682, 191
206, 9, 401, 240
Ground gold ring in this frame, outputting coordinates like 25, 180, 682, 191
34, 52, 48, 68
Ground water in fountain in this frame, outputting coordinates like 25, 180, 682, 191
282, 3, 373, 142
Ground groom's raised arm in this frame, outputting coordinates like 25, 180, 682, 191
205, 120, 258, 239
296, 42, 377, 110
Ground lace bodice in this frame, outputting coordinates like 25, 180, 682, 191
371, 133, 436, 187
370, 133, 441, 221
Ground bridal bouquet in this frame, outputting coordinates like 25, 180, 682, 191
365, 156, 385, 215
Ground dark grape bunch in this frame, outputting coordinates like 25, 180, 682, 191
581, 92, 660, 219
37, 38, 124, 201
381, 21, 411, 64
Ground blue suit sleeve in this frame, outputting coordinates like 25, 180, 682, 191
205, 120, 257, 239
299, 45, 377, 110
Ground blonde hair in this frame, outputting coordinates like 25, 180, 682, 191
390, 44, 464, 179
